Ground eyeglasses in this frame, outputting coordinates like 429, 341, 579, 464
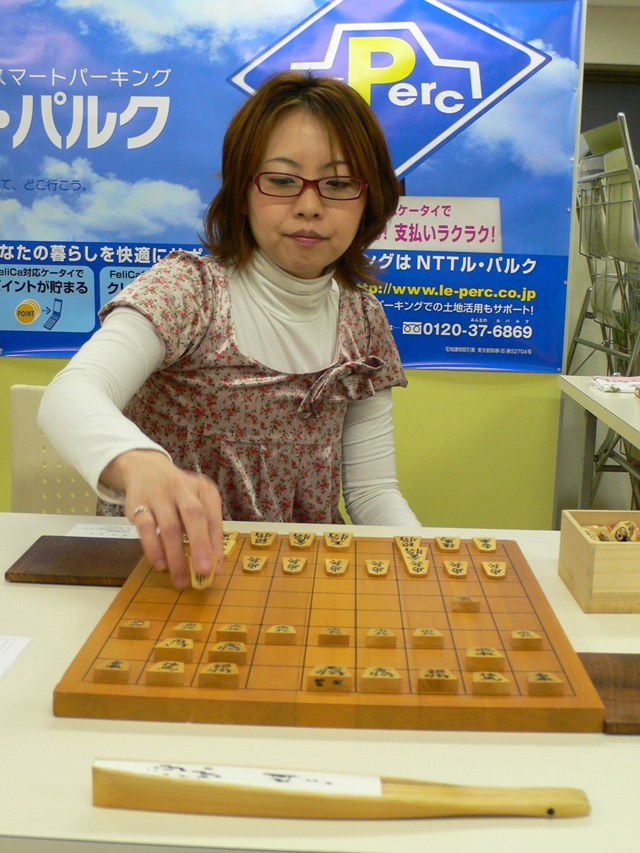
253, 172, 367, 201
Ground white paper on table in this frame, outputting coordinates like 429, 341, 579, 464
66, 524, 139, 539
0, 636, 31, 677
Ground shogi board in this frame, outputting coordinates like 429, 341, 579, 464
53, 534, 604, 732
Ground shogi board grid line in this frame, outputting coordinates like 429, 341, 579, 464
53, 535, 604, 732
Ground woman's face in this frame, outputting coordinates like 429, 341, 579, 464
247, 109, 366, 279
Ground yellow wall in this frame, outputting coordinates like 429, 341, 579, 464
1, 357, 560, 528
393, 371, 560, 529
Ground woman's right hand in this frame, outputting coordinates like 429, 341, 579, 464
101, 450, 224, 589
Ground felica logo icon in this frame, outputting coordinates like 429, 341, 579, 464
230, 0, 550, 177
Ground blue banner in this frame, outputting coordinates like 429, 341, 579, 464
0, 0, 582, 371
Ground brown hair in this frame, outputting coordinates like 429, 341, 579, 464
202, 71, 399, 289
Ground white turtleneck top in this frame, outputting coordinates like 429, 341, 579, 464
38, 253, 420, 527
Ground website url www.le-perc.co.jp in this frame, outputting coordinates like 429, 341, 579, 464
361, 283, 536, 302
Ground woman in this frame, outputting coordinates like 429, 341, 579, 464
39, 71, 420, 589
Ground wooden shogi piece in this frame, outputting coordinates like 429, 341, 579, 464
473, 537, 497, 553
472, 672, 511, 695
482, 561, 507, 580
93, 660, 130, 684
324, 532, 353, 550
208, 642, 247, 665
412, 628, 444, 649
360, 667, 403, 693
265, 625, 297, 645
417, 668, 459, 694
250, 532, 277, 549
394, 535, 422, 553
365, 628, 397, 648
325, 558, 349, 576
223, 532, 238, 558
404, 557, 429, 577
118, 619, 151, 639
307, 665, 353, 692
365, 559, 389, 577
197, 663, 239, 688
289, 532, 315, 549
451, 596, 481, 613
146, 661, 185, 687
171, 622, 204, 641
528, 672, 565, 696
435, 536, 461, 553
153, 638, 194, 662
318, 627, 350, 646
466, 647, 506, 672
512, 630, 544, 651
216, 623, 247, 642
243, 555, 267, 574
443, 561, 468, 578
282, 557, 306, 575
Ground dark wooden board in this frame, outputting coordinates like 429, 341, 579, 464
578, 653, 640, 734
5, 536, 143, 587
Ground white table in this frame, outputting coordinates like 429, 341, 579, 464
558, 374, 640, 507
1, 513, 640, 853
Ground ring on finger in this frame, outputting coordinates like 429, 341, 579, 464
133, 505, 149, 518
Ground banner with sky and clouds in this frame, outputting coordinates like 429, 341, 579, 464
0, 0, 582, 370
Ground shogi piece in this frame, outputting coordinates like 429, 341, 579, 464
511, 630, 544, 651
146, 661, 185, 686
366, 628, 397, 648
451, 596, 481, 613
93, 660, 130, 684
473, 537, 497, 553
482, 561, 507, 580
472, 671, 511, 695
405, 559, 429, 577
324, 532, 352, 550
188, 553, 215, 590
366, 559, 389, 577
265, 625, 297, 645
435, 536, 461, 553
208, 641, 247, 665
412, 628, 444, 649
318, 627, 350, 646
528, 672, 565, 696
282, 557, 306, 575
250, 531, 277, 549
197, 662, 239, 689
325, 558, 349, 576
171, 622, 203, 641
443, 561, 468, 579
307, 665, 353, 692
466, 647, 506, 672
394, 535, 421, 553
417, 668, 459, 694
153, 638, 194, 663
243, 555, 267, 574
401, 546, 427, 567
289, 532, 315, 549
223, 532, 238, 558
118, 619, 151, 639
360, 667, 403, 693
216, 623, 247, 642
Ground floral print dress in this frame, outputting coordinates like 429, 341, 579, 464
98, 251, 407, 524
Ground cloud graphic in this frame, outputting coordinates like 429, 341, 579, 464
0, 156, 203, 240
54, 0, 317, 53
462, 48, 579, 175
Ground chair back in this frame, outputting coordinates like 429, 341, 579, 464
10, 384, 97, 515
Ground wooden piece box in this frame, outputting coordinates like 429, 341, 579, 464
558, 510, 640, 613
